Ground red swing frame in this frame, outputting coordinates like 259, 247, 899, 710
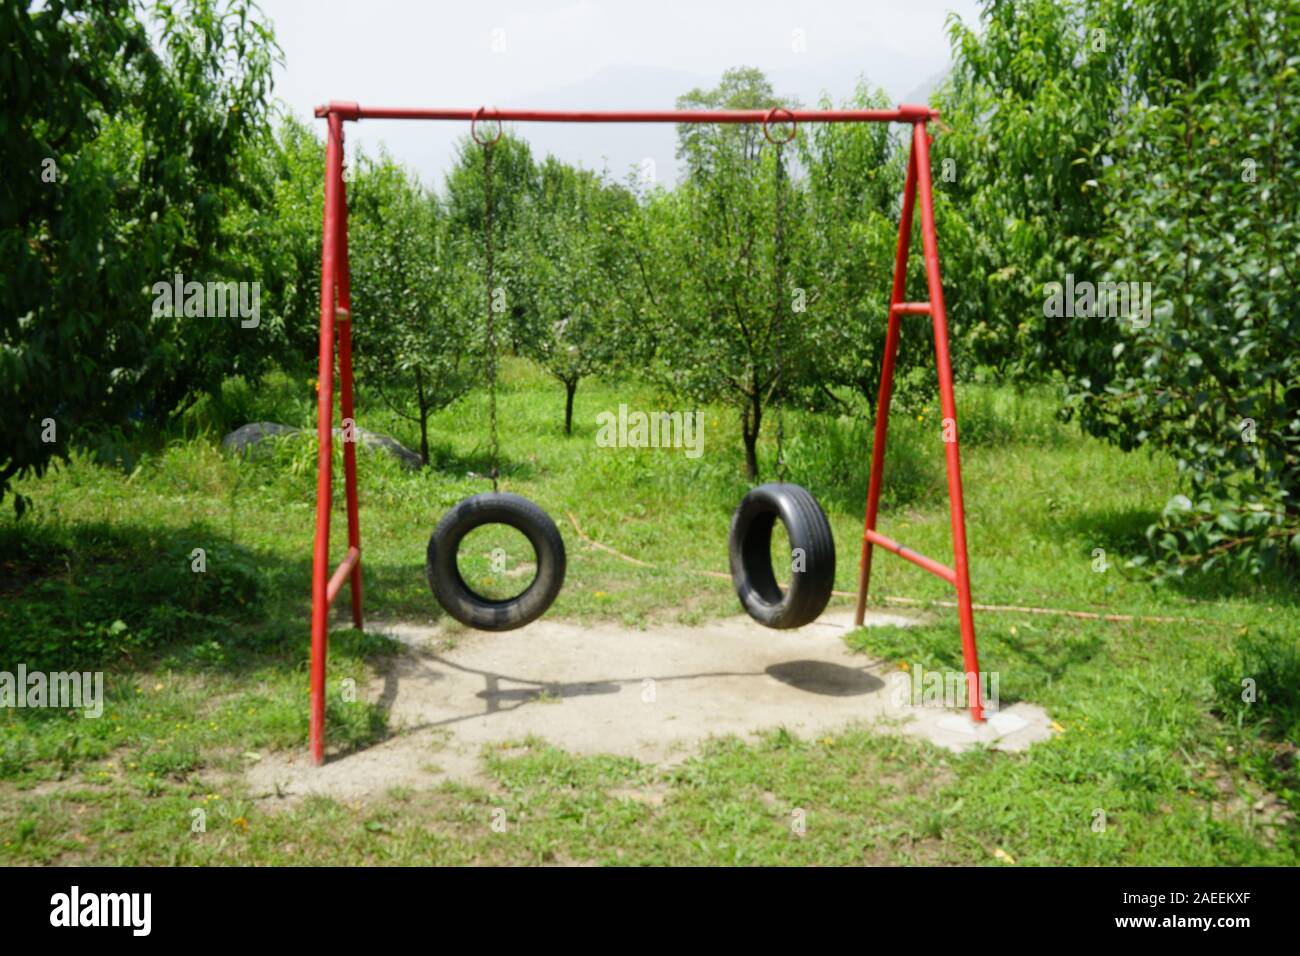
307, 100, 983, 765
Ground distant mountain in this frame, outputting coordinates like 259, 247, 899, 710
902, 68, 950, 107
768, 49, 946, 108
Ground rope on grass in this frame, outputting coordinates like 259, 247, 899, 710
846, 594, 1210, 626
564, 512, 1221, 627
565, 511, 654, 567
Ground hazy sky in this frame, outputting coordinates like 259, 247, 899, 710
260, 0, 985, 188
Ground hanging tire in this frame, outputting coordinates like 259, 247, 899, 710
729, 483, 836, 629
426, 492, 566, 631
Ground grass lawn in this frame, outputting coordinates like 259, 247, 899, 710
1, 360, 1297, 865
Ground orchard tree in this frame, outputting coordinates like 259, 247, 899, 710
444, 130, 538, 247
933, 0, 1296, 571
792, 82, 929, 411
443, 131, 540, 361
929, 0, 1128, 379
633, 68, 809, 480
1076, 0, 1300, 574
514, 159, 633, 434
348, 155, 477, 465
258, 115, 328, 367
0, 0, 280, 508
675, 67, 793, 176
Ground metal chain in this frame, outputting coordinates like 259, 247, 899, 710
773, 140, 787, 483
483, 140, 500, 491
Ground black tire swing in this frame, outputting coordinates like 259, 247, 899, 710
426, 111, 566, 631
728, 109, 836, 629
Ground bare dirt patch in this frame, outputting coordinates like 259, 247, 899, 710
246, 607, 1053, 803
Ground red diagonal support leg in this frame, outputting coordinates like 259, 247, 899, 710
913, 122, 983, 721
852, 122, 984, 723
310, 112, 345, 765
855, 140, 918, 627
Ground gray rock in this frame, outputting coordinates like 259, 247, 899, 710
221, 421, 301, 457
346, 426, 422, 470
221, 421, 422, 470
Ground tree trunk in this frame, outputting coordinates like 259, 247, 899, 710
858, 380, 877, 417
741, 395, 762, 480
414, 370, 430, 467
563, 378, 577, 436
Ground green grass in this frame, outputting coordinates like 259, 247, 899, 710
1, 360, 1297, 865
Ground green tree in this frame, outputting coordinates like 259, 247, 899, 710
0, 0, 280, 507
348, 155, 477, 466
257, 115, 328, 369
930, 0, 1127, 379
792, 82, 927, 411
444, 131, 538, 243
1077, 0, 1300, 574
513, 158, 632, 434
635, 67, 806, 479
932, 0, 1299, 572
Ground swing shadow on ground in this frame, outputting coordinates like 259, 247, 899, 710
364, 650, 888, 742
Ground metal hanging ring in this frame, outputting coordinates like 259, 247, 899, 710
470, 107, 504, 147
762, 106, 797, 145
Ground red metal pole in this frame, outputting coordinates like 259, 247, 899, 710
309, 112, 344, 765
913, 122, 984, 722
315, 103, 938, 125
335, 137, 363, 630
863, 529, 956, 584
855, 140, 919, 626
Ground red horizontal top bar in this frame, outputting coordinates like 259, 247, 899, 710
313, 101, 937, 124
